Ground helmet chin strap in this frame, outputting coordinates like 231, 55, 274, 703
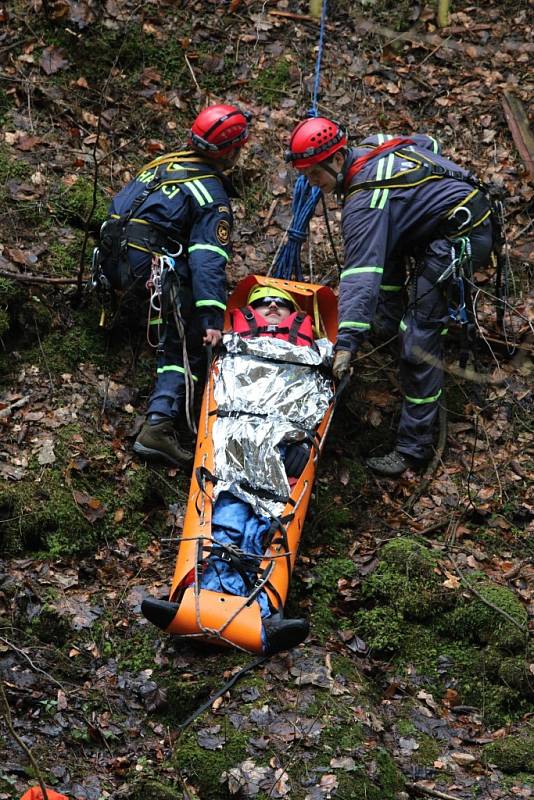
320, 155, 346, 205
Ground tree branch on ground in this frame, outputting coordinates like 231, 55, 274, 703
0, 681, 50, 800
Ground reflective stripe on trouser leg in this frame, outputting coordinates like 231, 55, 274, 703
396, 240, 450, 459
147, 311, 205, 417
398, 313, 445, 459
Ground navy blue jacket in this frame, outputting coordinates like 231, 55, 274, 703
337, 134, 490, 352
110, 150, 235, 331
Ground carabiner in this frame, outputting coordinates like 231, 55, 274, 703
450, 205, 472, 231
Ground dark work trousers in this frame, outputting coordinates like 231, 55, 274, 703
374, 219, 493, 460
122, 249, 205, 420
146, 308, 207, 418
396, 218, 493, 459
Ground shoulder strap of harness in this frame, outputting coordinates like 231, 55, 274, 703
345, 146, 487, 200
239, 306, 259, 336
288, 311, 312, 344
343, 137, 415, 192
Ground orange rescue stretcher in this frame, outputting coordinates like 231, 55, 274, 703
142, 275, 338, 654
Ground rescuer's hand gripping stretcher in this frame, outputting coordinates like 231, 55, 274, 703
142, 276, 337, 655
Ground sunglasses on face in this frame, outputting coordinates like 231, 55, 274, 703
251, 297, 294, 310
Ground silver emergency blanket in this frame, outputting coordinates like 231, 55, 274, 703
212, 333, 334, 517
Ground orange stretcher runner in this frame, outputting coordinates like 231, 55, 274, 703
142, 275, 337, 654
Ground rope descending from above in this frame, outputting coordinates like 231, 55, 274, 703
270, 0, 328, 282
272, 177, 322, 280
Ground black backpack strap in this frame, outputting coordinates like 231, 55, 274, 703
288, 312, 307, 344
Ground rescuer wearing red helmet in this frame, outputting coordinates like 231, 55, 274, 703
286, 116, 494, 477
95, 104, 251, 466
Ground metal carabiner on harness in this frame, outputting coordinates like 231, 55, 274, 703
449, 205, 472, 232
164, 242, 183, 258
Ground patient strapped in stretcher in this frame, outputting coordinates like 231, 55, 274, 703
142, 277, 336, 655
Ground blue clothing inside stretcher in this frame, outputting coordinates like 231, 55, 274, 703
200, 491, 272, 625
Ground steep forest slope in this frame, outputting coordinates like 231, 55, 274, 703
0, 1, 532, 799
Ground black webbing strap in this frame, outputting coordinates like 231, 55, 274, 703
288, 311, 313, 345
240, 307, 259, 336
177, 655, 268, 730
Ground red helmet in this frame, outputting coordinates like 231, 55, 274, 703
286, 117, 347, 169
189, 104, 251, 157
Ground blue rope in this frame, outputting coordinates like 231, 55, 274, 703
271, 0, 327, 281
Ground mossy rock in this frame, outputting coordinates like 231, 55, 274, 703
380, 537, 437, 578
361, 538, 452, 621
439, 580, 528, 651
482, 733, 534, 773
353, 607, 404, 654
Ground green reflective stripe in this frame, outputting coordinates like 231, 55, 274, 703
377, 153, 395, 210
341, 266, 383, 279
194, 179, 213, 203
185, 180, 205, 206
157, 365, 198, 381
405, 388, 442, 405
149, 318, 163, 325
188, 243, 229, 261
370, 157, 385, 208
399, 319, 408, 332
441, 328, 449, 336
377, 133, 385, 144
381, 284, 402, 292
195, 299, 227, 311
429, 136, 439, 154
377, 188, 389, 209
339, 321, 371, 330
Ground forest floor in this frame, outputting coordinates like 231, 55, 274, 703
0, 1, 533, 799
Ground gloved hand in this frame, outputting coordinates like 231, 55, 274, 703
203, 328, 222, 346
332, 349, 352, 381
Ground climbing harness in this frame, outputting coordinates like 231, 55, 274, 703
145, 251, 197, 434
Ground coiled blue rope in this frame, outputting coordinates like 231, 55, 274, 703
271, 0, 327, 281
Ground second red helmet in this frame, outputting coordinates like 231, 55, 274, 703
189, 104, 251, 157
286, 117, 347, 169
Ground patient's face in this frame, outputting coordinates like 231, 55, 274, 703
255, 300, 292, 325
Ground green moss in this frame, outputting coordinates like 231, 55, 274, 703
254, 58, 292, 105
440, 580, 528, 651
337, 749, 405, 799
0, 144, 31, 184
353, 606, 404, 654
175, 726, 249, 799
380, 537, 437, 577
398, 626, 530, 727
309, 557, 357, 638
411, 733, 441, 766
27, 308, 110, 373
51, 176, 109, 228
0, 308, 9, 338
116, 626, 160, 672
45, 231, 88, 277
498, 654, 534, 698
0, 466, 93, 556
396, 719, 416, 736
482, 733, 534, 773
31, 605, 71, 645
130, 780, 178, 800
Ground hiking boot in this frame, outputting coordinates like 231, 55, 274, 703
366, 449, 426, 478
133, 418, 192, 467
263, 614, 309, 655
